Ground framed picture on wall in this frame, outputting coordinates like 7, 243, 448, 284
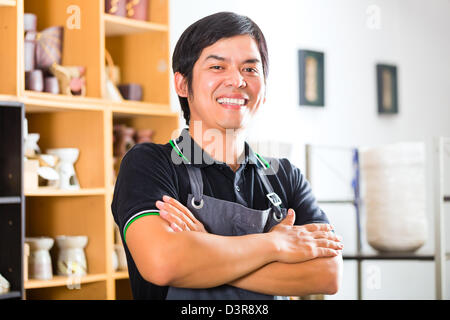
298, 50, 325, 107
376, 64, 398, 114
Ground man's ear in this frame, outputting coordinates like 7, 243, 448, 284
174, 72, 188, 98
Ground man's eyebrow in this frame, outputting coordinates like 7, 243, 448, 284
204, 55, 261, 64
205, 55, 226, 62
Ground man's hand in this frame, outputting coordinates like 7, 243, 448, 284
270, 209, 343, 263
155, 195, 207, 233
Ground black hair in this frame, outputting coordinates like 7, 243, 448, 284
172, 11, 269, 125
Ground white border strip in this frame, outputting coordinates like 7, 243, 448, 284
123, 209, 160, 236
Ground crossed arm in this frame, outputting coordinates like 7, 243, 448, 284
125, 196, 343, 296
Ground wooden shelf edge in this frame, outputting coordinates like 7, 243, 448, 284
21, 91, 177, 116
25, 273, 107, 289
0, 0, 16, 7
104, 13, 168, 36
112, 271, 129, 280
25, 187, 106, 197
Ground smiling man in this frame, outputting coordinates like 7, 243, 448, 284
111, 12, 343, 300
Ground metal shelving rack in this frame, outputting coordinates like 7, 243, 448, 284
433, 137, 449, 300
305, 142, 448, 300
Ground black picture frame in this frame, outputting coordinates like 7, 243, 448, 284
298, 50, 325, 107
376, 64, 398, 114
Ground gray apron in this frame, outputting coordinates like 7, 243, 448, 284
166, 162, 288, 300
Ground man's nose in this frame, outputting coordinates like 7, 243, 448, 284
224, 69, 247, 88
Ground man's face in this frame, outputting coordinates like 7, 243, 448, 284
176, 35, 266, 132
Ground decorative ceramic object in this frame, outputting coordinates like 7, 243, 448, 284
112, 250, 119, 272
46, 148, 80, 190
0, 274, 10, 294
126, 0, 148, 21
26, 237, 54, 280
35, 26, 64, 70
118, 83, 143, 101
360, 142, 427, 252
115, 244, 127, 271
44, 76, 60, 94
134, 129, 153, 144
24, 31, 36, 72
49, 63, 86, 96
24, 243, 30, 282
55, 235, 88, 276
105, 0, 127, 17
24, 13, 37, 32
25, 70, 44, 92
25, 133, 41, 157
113, 124, 135, 158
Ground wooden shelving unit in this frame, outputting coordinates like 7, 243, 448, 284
0, 0, 179, 300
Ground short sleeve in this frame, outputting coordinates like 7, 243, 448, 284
111, 143, 179, 242
282, 159, 330, 226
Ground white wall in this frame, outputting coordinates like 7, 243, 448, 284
169, 0, 450, 299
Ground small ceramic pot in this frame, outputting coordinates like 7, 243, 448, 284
44, 76, 60, 94
25, 70, 44, 92
56, 235, 88, 276
26, 237, 54, 280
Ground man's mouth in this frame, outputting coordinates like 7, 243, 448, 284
216, 97, 248, 108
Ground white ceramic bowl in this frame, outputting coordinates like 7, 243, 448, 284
25, 237, 54, 251
46, 148, 79, 163
55, 235, 88, 249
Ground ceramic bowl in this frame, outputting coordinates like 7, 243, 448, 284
25, 237, 54, 251
46, 148, 79, 163
55, 235, 88, 249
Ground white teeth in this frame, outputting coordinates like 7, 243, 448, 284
217, 98, 246, 105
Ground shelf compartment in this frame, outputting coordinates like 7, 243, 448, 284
0, 103, 23, 197
113, 113, 179, 145
105, 31, 169, 105
26, 196, 107, 274
26, 109, 105, 189
25, 277, 107, 299
104, 13, 168, 36
25, 187, 105, 197
114, 277, 132, 300
24, 0, 103, 98
25, 273, 107, 289
0, 203, 23, 296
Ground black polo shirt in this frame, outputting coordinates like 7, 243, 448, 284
111, 127, 329, 300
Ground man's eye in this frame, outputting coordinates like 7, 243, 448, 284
244, 67, 257, 73
210, 66, 223, 70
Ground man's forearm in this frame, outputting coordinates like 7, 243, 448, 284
127, 216, 278, 288
164, 231, 277, 288
228, 255, 343, 296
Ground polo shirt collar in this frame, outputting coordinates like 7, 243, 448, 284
171, 128, 268, 169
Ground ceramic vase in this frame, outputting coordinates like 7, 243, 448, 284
56, 235, 88, 276
360, 142, 427, 252
26, 237, 54, 280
